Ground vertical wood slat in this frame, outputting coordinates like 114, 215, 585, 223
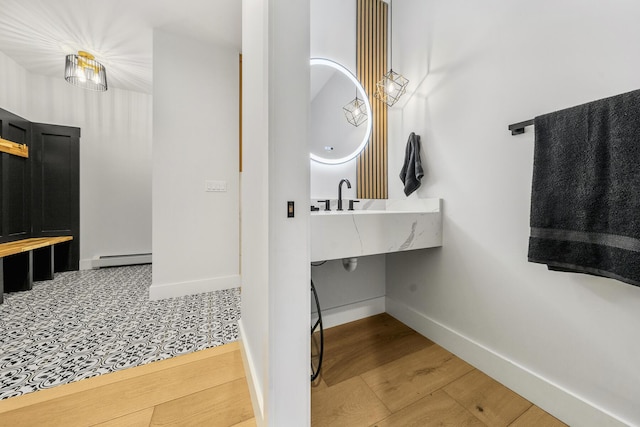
356, 0, 364, 198
357, 0, 364, 198
357, 0, 388, 199
372, 0, 377, 198
381, 2, 388, 198
239, 54, 243, 173
367, 0, 372, 197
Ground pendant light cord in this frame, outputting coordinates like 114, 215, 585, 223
389, 0, 393, 70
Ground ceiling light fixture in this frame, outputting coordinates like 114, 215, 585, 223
375, 0, 408, 107
65, 51, 108, 91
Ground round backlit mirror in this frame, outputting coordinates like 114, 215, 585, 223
310, 58, 372, 164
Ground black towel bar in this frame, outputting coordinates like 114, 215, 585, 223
508, 119, 534, 135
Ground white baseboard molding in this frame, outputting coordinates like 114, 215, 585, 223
385, 297, 630, 427
79, 259, 93, 270
148, 274, 240, 300
238, 319, 265, 427
314, 297, 385, 329
80, 254, 152, 270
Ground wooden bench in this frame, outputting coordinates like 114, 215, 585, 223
0, 236, 73, 304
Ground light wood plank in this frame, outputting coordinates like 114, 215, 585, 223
373, 390, 485, 427
0, 236, 73, 257
0, 137, 28, 158
311, 376, 328, 391
239, 53, 242, 173
444, 369, 532, 426
360, 344, 474, 412
320, 313, 433, 386
230, 419, 257, 427
0, 240, 30, 257
0, 342, 239, 413
91, 407, 155, 427
311, 376, 390, 427
150, 377, 254, 426
312, 315, 562, 427
0, 344, 244, 427
510, 405, 568, 427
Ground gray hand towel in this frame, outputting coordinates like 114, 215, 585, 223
528, 89, 640, 287
399, 132, 424, 196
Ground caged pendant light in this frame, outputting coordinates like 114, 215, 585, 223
343, 90, 368, 127
343, 8, 369, 128
65, 51, 108, 91
375, 0, 408, 107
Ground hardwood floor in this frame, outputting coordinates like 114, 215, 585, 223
312, 313, 567, 427
0, 341, 255, 427
0, 314, 568, 426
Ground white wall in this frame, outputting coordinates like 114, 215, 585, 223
239, 0, 269, 418
240, 0, 310, 425
0, 50, 152, 268
311, 255, 385, 328
151, 30, 239, 299
0, 51, 29, 116
386, 1, 640, 425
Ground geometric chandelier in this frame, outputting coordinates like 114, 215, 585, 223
375, 69, 408, 107
374, 0, 408, 107
343, 93, 368, 127
64, 51, 108, 92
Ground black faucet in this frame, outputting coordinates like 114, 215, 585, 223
318, 199, 331, 211
337, 179, 351, 211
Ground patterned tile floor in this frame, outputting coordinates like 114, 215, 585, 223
0, 264, 240, 400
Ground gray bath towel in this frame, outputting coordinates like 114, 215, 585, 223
399, 132, 424, 196
528, 89, 640, 287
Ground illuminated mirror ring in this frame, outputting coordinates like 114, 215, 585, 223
310, 58, 372, 164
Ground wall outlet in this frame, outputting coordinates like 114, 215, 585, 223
205, 180, 227, 192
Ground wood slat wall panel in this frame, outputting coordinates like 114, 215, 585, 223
357, 0, 387, 199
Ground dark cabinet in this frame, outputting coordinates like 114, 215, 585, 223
0, 108, 80, 271
31, 123, 80, 271
0, 109, 31, 242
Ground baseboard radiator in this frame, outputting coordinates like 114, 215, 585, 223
91, 253, 152, 269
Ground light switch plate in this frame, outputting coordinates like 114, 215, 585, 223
205, 180, 227, 192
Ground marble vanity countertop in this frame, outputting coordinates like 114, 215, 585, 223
310, 198, 442, 262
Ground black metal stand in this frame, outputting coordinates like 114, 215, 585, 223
310, 279, 324, 382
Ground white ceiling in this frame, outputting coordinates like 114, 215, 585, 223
0, 0, 242, 93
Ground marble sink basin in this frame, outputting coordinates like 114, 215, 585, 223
310, 198, 442, 262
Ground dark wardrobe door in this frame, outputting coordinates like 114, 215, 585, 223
31, 123, 80, 271
0, 109, 31, 243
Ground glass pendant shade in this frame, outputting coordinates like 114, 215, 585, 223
65, 51, 108, 91
343, 95, 368, 127
375, 69, 408, 107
